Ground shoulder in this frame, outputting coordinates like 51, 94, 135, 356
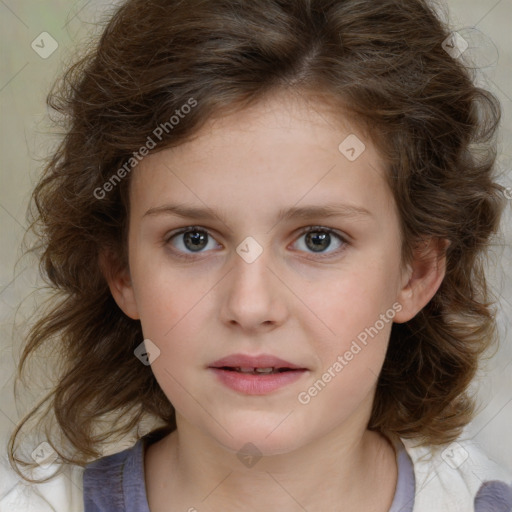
83, 439, 148, 512
401, 437, 512, 512
0, 452, 84, 512
83, 442, 135, 476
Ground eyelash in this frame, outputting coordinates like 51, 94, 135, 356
163, 225, 349, 261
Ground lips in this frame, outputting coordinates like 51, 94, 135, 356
208, 353, 309, 394
208, 353, 307, 372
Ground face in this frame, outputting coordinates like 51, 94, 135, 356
107, 91, 444, 456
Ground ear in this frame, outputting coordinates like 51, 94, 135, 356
393, 237, 450, 324
99, 248, 140, 320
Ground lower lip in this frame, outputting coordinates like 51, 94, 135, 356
209, 368, 308, 395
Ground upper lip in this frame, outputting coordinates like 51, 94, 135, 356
208, 353, 307, 370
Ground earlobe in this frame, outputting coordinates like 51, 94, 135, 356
393, 238, 450, 324
99, 249, 140, 320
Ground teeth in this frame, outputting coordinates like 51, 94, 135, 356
255, 367, 274, 373
238, 367, 256, 373
234, 367, 276, 374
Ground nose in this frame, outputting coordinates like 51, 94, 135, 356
219, 244, 289, 333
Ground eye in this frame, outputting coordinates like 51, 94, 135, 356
165, 226, 221, 259
291, 226, 348, 258
164, 225, 348, 260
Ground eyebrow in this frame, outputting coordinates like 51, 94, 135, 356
143, 202, 373, 225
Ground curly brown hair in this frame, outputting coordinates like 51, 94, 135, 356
8, 0, 506, 481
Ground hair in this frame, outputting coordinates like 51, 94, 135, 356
8, 0, 506, 482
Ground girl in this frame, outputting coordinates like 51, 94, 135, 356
2, 0, 512, 510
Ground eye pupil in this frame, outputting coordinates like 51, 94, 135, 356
306, 231, 330, 252
184, 230, 208, 251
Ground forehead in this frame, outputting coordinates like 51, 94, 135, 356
130, 91, 396, 224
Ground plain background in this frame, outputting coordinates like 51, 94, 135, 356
1, 0, 511, 475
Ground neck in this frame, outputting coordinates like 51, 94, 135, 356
145, 417, 398, 512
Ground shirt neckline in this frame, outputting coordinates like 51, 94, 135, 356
132, 433, 415, 512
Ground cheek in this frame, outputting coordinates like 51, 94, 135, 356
136, 290, 208, 376
138, 297, 208, 413
130, 250, 209, 338
305, 260, 400, 343
296, 276, 395, 429
130, 253, 215, 344
298, 258, 400, 401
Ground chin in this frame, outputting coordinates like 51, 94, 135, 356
206, 419, 306, 457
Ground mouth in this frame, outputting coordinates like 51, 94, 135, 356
208, 366, 308, 395
214, 366, 303, 375
208, 353, 308, 372
207, 354, 309, 395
